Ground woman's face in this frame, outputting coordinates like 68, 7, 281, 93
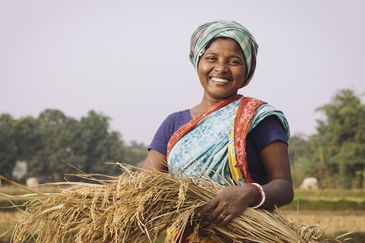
197, 38, 246, 101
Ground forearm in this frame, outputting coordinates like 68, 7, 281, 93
256, 141, 293, 210
260, 178, 294, 210
143, 150, 168, 172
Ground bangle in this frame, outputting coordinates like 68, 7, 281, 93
250, 183, 266, 209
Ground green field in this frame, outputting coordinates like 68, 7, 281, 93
1, 187, 364, 242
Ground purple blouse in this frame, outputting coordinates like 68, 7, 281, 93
149, 109, 288, 184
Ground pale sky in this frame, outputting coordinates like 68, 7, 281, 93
1, 0, 364, 144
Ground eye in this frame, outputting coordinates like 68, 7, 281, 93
228, 58, 242, 66
204, 55, 217, 62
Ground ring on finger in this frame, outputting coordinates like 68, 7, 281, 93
218, 213, 226, 220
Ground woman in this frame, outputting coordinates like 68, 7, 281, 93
144, 20, 293, 241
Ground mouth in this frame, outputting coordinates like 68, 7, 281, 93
209, 76, 232, 84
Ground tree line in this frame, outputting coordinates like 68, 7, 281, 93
1, 89, 364, 188
289, 89, 365, 189
0, 110, 147, 182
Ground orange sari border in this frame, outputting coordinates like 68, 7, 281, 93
233, 97, 265, 183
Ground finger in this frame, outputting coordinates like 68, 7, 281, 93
220, 213, 236, 226
206, 206, 224, 223
198, 198, 219, 217
202, 210, 222, 227
201, 206, 223, 227
213, 212, 226, 224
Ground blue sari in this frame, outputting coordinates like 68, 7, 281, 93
167, 95, 289, 185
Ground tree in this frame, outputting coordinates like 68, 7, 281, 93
29, 109, 78, 181
316, 89, 365, 188
124, 141, 148, 166
288, 134, 332, 187
288, 134, 311, 166
26, 110, 126, 181
74, 111, 125, 175
0, 109, 143, 182
0, 114, 17, 179
14, 116, 42, 162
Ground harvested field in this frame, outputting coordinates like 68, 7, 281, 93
282, 210, 365, 233
0, 185, 61, 196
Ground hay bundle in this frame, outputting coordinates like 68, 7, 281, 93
11, 164, 323, 243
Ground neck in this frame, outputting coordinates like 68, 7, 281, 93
200, 95, 223, 110
190, 93, 239, 118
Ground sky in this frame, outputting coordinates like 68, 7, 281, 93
1, 0, 364, 144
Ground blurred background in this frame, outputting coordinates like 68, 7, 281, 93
0, 0, 364, 241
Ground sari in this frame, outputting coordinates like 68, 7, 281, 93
165, 94, 289, 242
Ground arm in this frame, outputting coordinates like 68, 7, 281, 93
144, 111, 188, 172
260, 141, 293, 209
143, 149, 168, 172
198, 141, 293, 226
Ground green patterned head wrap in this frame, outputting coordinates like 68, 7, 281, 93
190, 20, 258, 86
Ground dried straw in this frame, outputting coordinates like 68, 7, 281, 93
11, 164, 326, 243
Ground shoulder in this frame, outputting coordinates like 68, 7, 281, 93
250, 102, 290, 137
149, 109, 191, 156
248, 115, 289, 152
161, 109, 191, 131
253, 115, 287, 135
165, 109, 191, 121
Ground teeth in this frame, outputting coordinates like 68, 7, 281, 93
211, 77, 230, 83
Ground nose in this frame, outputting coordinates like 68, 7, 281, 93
214, 61, 228, 73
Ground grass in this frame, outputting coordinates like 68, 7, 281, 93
280, 189, 365, 211
282, 199, 365, 211
282, 211, 365, 243
281, 210, 365, 233
0, 185, 62, 211
0, 185, 61, 196
0, 212, 21, 242
294, 189, 365, 201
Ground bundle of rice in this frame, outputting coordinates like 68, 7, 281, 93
10, 164, 325, 242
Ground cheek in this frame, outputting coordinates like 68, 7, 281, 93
233, 68, 245, 84
197, 63, 210, 80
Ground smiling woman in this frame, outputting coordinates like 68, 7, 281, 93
143, 20, 293, 242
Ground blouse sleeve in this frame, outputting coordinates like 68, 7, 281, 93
149, 110, 192, 156
148, 114, 176, 156
249, 115, 289, 152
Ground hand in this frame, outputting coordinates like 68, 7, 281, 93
197, 185, 260, 227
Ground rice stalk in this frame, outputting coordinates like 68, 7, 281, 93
10, 164, 331, 243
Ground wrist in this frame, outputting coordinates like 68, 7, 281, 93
248, 183, 266, 208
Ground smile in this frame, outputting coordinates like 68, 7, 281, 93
210, 76, 231, 84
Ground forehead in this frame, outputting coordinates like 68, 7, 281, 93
205, 38, 243, 57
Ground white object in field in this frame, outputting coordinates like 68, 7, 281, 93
26, 177, 39, 188
300, 177, 318, 190
12, 161, 27, 180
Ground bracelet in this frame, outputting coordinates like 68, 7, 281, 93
250, 183, 266, 209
